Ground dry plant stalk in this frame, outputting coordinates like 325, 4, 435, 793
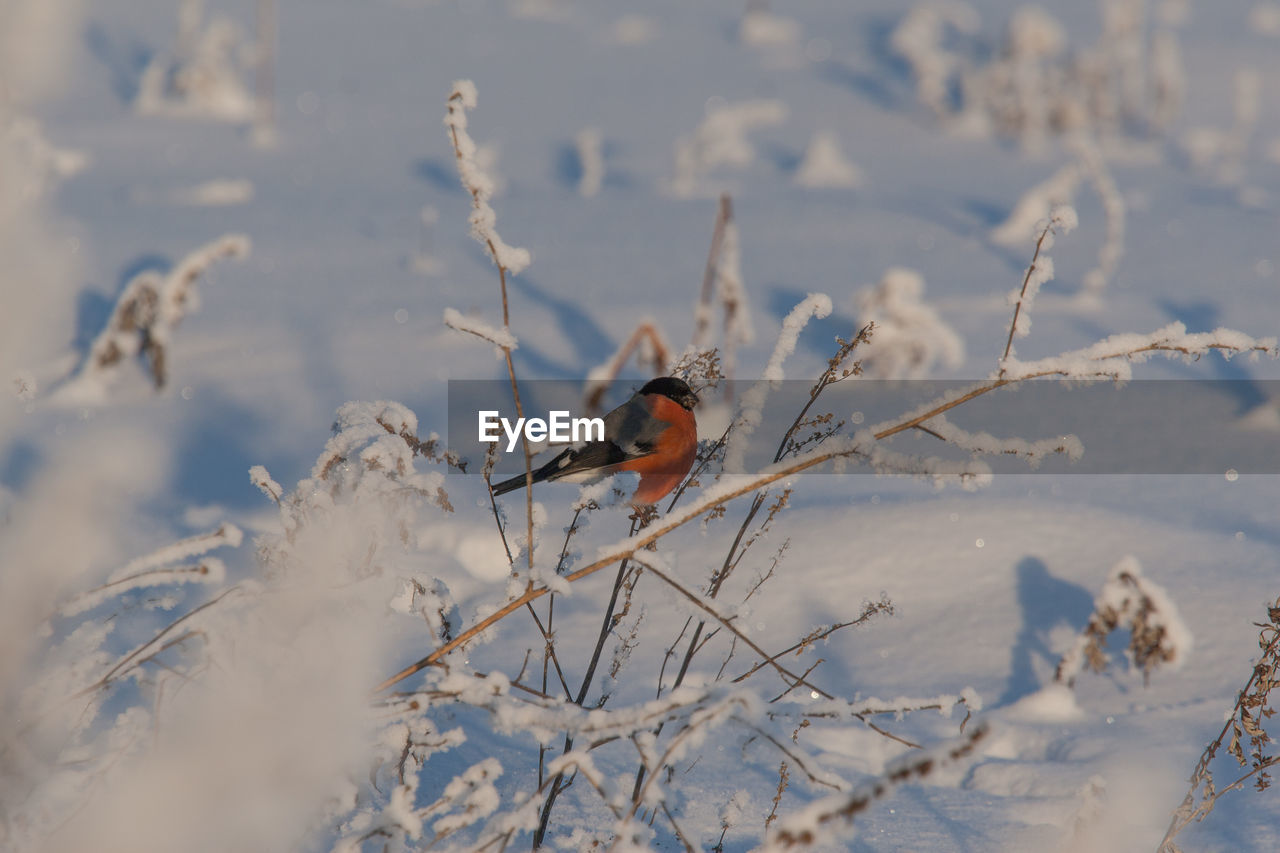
1000, 217, 1057, 368
1158, 598, 1280, 853
583, 321, 672, 414
444, 81, 536, 574
765, 761, 791, 831
764, 722, 990, 850
1054, 558, 1189, 688
83, 234, 250, 389
691, 193, 752, 396
693, 194, 733, 348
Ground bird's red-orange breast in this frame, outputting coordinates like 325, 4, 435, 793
617, 393, 698, 504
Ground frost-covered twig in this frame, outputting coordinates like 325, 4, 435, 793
443, 80, 535, 574
916, 414, 1083, 468
693, 194, 732, 350
760, 722, 990, 850
442, 306, 519, 351
874, 320, 1277, 445
532, 512, 651, 847
732, 597, 894, 684
1000, 206, 1076, 368
624, 691, 762, 819
77, 584, 246, 698
57, 524, 241, 617
999, 322, 1278, 382
786, 689, 981, 728
690, 195, 754, 387
723, 293, 833, 474
991, 141, 1124, 302
444, 80, 530, 276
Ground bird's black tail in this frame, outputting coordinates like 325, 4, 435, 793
491, 461, 552, 496
490, 472, 529, 496
491, 447, 578, 496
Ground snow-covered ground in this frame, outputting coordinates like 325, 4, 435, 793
4, 0, 1280, 850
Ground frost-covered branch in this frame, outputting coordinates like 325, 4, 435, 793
723, 293, 832, 474
918, 415, 1083, 468
761, 722, 990, 850
1000, 322, 1278, 382
731, 597, 894, 684
442, 306, 519, 351
1001, 206, 1076, 367
791, 690, 982, 725
443, 80, 535, 573
57, 524, 241, 618
79, 584, 245, 698
444, 80, 530, 275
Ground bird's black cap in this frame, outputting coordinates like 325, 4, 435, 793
640, 377, 699, 410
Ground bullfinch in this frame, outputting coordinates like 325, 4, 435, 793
491, 377, 699, 506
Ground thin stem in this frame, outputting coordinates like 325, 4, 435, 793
1001, 223, 1053, 369
446, 92, 534, 575
692, 194, 732, 349
533, 515, 645, 847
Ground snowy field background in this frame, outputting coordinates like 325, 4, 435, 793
5, 0, 1280, 850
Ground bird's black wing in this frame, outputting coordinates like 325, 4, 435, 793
490, 391, 664, 495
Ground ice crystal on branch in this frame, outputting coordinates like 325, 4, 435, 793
443, 307, 519, 351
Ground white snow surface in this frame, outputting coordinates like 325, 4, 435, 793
5, 0, 1280, 850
